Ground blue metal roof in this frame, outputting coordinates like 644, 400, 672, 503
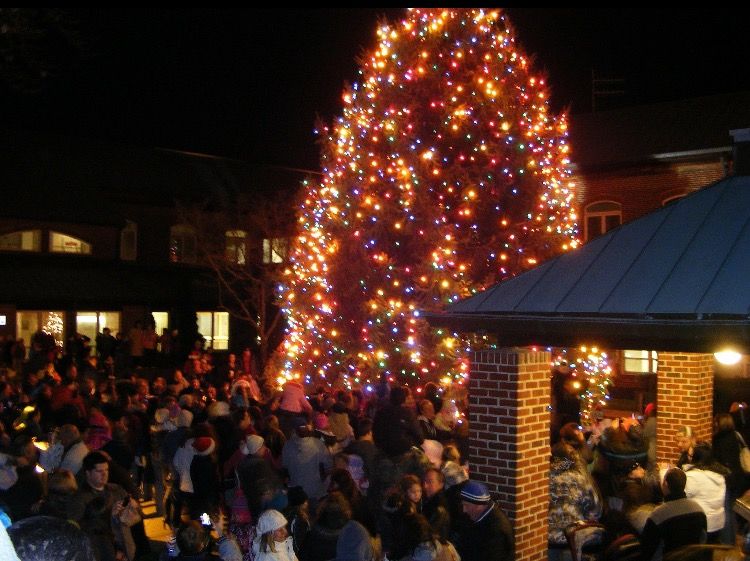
449, 175, 750, 318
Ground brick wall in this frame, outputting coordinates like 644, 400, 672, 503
470, 348, 551, 561
577, 160, 726, 228
656, 352, 714, 463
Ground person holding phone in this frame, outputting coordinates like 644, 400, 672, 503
163, 512, 242, 561
69, 451, 142, 561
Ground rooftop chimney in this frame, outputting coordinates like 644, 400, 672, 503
730, 128, 750, 176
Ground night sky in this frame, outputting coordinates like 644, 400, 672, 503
1, 8, 748, 172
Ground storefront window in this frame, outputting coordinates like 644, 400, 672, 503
17, 310, 65, 350
0, 230, 41, 252
197, 311, 229, 350
76, 312, 121, 352
50, 232, 92, 254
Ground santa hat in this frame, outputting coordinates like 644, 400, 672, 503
192, 436, 215, 455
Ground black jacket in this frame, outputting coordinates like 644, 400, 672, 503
456, 503, 514, 561
372, 404, 424, 457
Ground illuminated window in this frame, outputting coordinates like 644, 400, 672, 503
121, 221, 138, 261
584, 201, 621, 241
170, 224, 197, 264
263, 237, 288, 264
17, 310, 65, 349
76, 311, 121, 351
226, 230, 248, 265
152, 312, 169, 336
50, 232, 92, 254
624, 350, 658, 374
197, 311, 229, 350
0, 230, 42, 252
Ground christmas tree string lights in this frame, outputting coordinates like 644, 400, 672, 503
279, 9, 578, 387
575, 347, 612, 426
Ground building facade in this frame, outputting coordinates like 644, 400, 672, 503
0, 131, 301, 363
569, 91, 750, 409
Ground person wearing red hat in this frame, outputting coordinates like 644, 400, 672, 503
190, 436, 219, 520
172, 434, 219, 522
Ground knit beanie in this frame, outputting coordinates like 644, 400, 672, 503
256, 509, 287, 534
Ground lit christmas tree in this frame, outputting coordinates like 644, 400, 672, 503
279, 8, 578, 388
554, 347, 612, 426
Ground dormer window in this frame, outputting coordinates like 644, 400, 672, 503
584, 201, 622, 241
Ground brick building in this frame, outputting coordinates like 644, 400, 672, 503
573, 91, 750, 241
569, 91, 750, 410
427, 127, 750, 560
0, 131, 301, 362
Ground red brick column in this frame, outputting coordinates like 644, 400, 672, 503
656, 352, 714, 463
469, 347, 551, 561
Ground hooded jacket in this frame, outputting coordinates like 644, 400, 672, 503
684, 465, 727, 533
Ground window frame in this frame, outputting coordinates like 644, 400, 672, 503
225, 230, 248, 265
169, 224, 198, 264
49, 231, 92, 254
262, 237, 288, 264
623, 349, 658, 375
584, 201, 622, 241
0, 229, 42, 252
196, 311, 230, 350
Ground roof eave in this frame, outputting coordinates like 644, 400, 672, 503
423, 311, 750, 354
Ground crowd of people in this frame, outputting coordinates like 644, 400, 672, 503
548, 405, 750, 560
0, 325, 518, 561
4, 324, 749, 561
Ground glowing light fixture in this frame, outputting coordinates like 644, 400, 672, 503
714, 349, 742, 365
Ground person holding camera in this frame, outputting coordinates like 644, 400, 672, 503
163, 513, 241, 561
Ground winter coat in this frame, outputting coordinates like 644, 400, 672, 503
548, 457, 602, 545
372, 404, 424, 458
455, 503, 514, 561
173, 438, 216, 494
299, 524, 341, 561
713, 429, 749, 496
684, 465, 727, 533
282, 435, 331, 501
278, 382, 312, 415
252, 535, 298, 561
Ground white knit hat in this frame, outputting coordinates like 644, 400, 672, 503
207, 400, 230, 418
176, 409, 193, 428
256, 509, 287, 534
245, 434, 265, 455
